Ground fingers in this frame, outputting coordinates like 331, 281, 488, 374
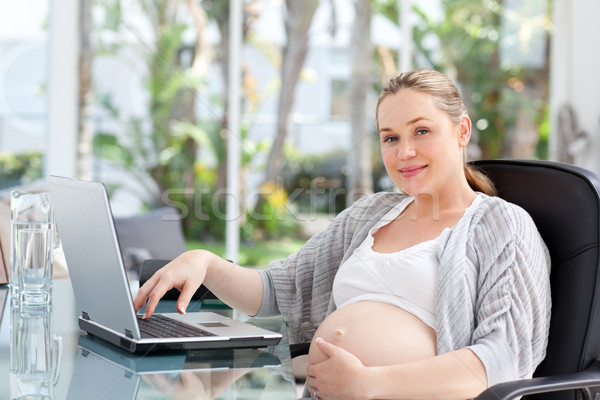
134, 265, 179, 319
143, 373, 178, 396
306, 338, 333, 379
132, 251, 210, 319
176, 281, 199, 315
305, 377, 320, 400
133, 271, 161, 312
314, 337, 337, 357
141, 277, 176, 319
307, 362, 318, 381
308, 385, 319, 399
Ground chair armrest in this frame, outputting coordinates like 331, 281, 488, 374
475, 360, 600, 400
290, 342, 311, 359
288, 345, 600, 399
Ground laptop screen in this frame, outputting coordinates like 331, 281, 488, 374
49, 176, 142, 339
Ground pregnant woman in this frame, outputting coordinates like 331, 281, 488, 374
135, 68, 551, 400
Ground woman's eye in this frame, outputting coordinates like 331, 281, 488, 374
383, 136, 398, 143
416, 129, 429, 136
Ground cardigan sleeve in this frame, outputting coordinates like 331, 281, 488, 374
466, 200, 551, 386
254, 202, 358, 344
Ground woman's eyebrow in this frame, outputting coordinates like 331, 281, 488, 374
377, 127, 396, 136
377, 117, 432, 133
407, 117, 430, 125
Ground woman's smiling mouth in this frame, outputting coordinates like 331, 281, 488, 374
400, 165, 428, 178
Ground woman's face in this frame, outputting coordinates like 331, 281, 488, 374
376, 89, 471, 197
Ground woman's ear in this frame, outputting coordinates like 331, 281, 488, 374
458, 116, 472, 148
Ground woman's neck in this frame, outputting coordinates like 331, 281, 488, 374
410, 185, 477, 222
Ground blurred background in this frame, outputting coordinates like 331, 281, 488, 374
1, 0, 598, 265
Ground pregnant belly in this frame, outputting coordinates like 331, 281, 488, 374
308, 301, 437, 367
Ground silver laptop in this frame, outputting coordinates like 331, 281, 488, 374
48, 176, 282, 353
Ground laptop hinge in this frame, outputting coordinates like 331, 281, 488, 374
125, 329, 134, 338
82, 311, 90, 320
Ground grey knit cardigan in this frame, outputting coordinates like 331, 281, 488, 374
256, 192, 551, 387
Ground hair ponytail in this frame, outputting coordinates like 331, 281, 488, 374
464, 165, 497, 196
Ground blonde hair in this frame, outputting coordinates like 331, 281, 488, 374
377, 68, 496, 196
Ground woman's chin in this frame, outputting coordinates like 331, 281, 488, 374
394, 184, 434, 198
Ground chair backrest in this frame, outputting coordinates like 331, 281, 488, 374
473, 159, 600, 400
114, 206, 187, 279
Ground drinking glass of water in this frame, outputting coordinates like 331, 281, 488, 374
10, 190, 54, 305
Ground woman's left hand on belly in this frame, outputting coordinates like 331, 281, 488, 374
306, 337, 372, 400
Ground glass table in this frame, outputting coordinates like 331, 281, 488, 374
0, 280, 298, 399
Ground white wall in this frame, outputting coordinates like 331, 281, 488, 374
550, 0, 600, 175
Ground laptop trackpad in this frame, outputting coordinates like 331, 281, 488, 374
162, 311, 231, 324
199, 322, 228, 328
162, 312, 263, 337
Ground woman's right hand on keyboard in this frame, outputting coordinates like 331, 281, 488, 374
133, 249, 263, 319
134, 249, 210, 319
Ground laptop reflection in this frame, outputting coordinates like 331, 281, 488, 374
67, 334, 282, 399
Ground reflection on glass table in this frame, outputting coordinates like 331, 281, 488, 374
0, 280, 297, 399
10, 303, 62, 400
69, 334, 293, 399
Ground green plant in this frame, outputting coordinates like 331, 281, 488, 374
375, 0, 550, 160
92, 1, 274, 242
281, 148, 349, 214
93, 14, 207, 201
187, 238, 305, 267
243, 180, 302, 241
0, 151, 44, 189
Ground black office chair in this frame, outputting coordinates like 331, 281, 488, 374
293, 159, 600, 400
466, 160, 600, 400
470, 159, 600, 400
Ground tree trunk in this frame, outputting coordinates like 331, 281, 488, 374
216, 4, 230, 193
181, 0, 211, 192
264, 0, 319, 183
348, 0, 373, 203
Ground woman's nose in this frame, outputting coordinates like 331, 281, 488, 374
397, 139, 416, 160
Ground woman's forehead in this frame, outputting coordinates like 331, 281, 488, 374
378, 90, 444, 124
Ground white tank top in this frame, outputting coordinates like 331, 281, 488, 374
332, 195, 481, 330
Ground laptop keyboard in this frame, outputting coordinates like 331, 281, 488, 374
137, 314, 217, 338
